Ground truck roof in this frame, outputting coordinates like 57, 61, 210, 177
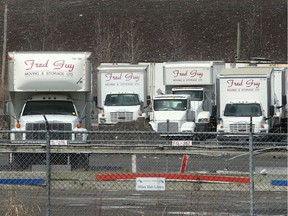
220, 67, 273, 75
164, 61, 224, 68
97, 64, 148, 71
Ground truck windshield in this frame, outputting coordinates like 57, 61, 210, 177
154, 99, 187, 111
173, 90, 203, 101
224, 103, 262, 117
22, 101, 77, 116
104, 94, 140, 106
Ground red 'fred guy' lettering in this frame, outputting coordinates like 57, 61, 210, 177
173, 70, 203, 78
53, 60, 75, 72
226, 79, 261, 88
105, 73, 140, 82
24, 59, 75, 72
25, 60, 49, 70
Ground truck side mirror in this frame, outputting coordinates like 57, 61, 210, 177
90, 101, 97, 119
3, 100, 10, 115
276, 95, 287, 109
212, 105, 217, 116
147, 95, 151, 105
269, 105, 274, 117
282, 95, 287, 106
93, 96, 98, 106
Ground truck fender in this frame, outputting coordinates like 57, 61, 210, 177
148, 121, 157, 131
197, 111, 211, 123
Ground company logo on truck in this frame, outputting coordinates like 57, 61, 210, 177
173, 69, 203, 79
104, 72, 141, 86
164, 67, 212, 85
226, 79, 261, 92
23, 59, 76, 77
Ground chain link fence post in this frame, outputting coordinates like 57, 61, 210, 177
249, 116, 254, 216
43, 115, 51, 216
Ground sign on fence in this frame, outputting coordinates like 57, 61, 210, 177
136, 177, 166, 191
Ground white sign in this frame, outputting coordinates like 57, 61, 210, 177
50, 140, 68, 145
172, 140, 192, 146
136, 177, 165, 191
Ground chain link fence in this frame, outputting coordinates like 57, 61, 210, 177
0, 115, 287, 216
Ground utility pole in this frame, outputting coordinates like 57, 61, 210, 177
236, 22, 241, 61
1, 3, 8, 85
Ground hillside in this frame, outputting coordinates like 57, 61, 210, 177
1, 0, 287, 66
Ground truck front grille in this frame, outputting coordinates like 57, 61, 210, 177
110, 112, 133, 123
230, 124, 255, 133
26, 123, 72, 140
157, 122, 179, 132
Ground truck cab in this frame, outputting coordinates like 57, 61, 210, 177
98, 92, 145, 124
171, 87, 214, 131
149, 94, 196, 136
9, 94, 88, 144
217, 101, 269, 135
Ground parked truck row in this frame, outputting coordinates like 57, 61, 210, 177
3, 51, 287, 168
6, 54, 286, 138
94, 61, 287, 140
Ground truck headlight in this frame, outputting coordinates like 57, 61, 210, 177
11, 130, 23, 140
217, 124, 225, 132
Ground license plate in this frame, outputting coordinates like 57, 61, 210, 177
50, 140, 68, 145
171, 140, 192, 146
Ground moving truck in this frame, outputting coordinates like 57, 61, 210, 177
97, 63, 150, 125
163, 61, 225, 131
149, 94, 196, 139
4, 51, 94, 168
216, 67, 287, 140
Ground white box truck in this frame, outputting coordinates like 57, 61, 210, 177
97, 63, 150, 125
216, 67, 287, 140
4, 51, 94, 169
149, 94, 196, 139
163, 61, 225, 131
269, 67, 287, 133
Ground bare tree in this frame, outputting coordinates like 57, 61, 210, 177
21, 0, 61, 51
92, 15, 145, 63
163, 21, 188, 61
92, 13, 115, 63
124, 20, 145, 63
